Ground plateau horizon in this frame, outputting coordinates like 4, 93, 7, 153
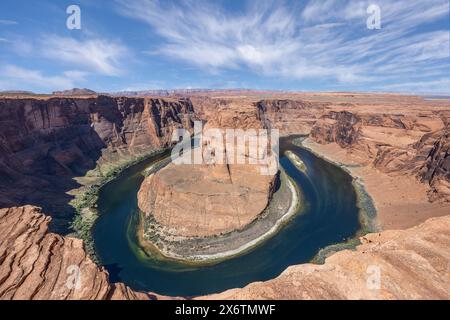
171, 121, 279, 176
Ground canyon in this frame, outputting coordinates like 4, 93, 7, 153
0, 91, 449, 299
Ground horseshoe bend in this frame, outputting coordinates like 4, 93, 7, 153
0, 92, 449, 300
136, 104, 287, 262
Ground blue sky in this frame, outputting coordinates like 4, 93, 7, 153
0, 0, 449, 93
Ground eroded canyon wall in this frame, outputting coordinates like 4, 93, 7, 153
1, 205, 448, 300
256, 99, 326, 135
0, 206, 162, 300
1, 94, 448, 232
205, 214, 450, 300
309, 107, 450, 202
0, 96, 195, 232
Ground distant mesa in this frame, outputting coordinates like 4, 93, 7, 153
52, 88, 97, 96
110, 88, 286, 97
1, 88, 284, 98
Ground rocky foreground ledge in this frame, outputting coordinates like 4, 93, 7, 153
0, 205, 448, 300
0, 206, 158, 300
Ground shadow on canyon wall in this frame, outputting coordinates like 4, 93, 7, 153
0, 95, 195, 234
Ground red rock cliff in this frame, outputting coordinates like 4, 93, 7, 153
0, 96, 195, 232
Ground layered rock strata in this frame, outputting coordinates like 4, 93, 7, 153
0, 96, 195, 232
0, 206, 156, 300
1, 205, 448, 300
309, 109, 450, 202
205, 214, 450, 300
256, 99, 327, 135
417, 126, 450, 202
138, 103, 277, 238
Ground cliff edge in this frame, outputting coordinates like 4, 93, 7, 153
0, 205, 448, 300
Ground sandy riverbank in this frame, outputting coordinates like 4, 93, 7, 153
302, 139, 450, 230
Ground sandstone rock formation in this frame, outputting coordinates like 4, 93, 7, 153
1, 205, 448, 300
0, 96, 195, 232
417, 126, 450, 202
257, 99, 326, 135
138, 102, 277, 237
310, 111, 361, 148
205, 214, 450, 300
0, 206, 155, 300
309, 105, 450, 202
138, 164, 277, 237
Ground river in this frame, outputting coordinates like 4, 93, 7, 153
93, 136, 362, 297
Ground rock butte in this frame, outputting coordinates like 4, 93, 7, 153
138, 163, 277, 237
138, 103, 277, 237
0, 91, 449, 299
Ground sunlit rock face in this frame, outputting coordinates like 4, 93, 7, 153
1, 205, 449, 300
138, 102, 278, 237
310, 111, 362, 148
309, 107, 450, 202
417, 125, 450, 202
0, 205, 166, 300
203, 214, 450, 300
256, 99, 326, 135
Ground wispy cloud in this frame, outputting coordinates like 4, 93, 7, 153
116, 0, 450, 93
0, 65, 79, 90
41, 36, 129, 76
0, 34, 130, 92
62, 70, 88, 82
375, 78, 450, 94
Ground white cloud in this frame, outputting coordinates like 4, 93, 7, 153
41, 36, 129, 76
9, 38, 33, 55
5, 34, 129, 77
116, 0, 450, 92
0, 65, 79, 90
0, 30, 131, 92
375, 78, 450, 94
63, 70, 89, 81
116, 0, 302, 72
301, 0, 340, 22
